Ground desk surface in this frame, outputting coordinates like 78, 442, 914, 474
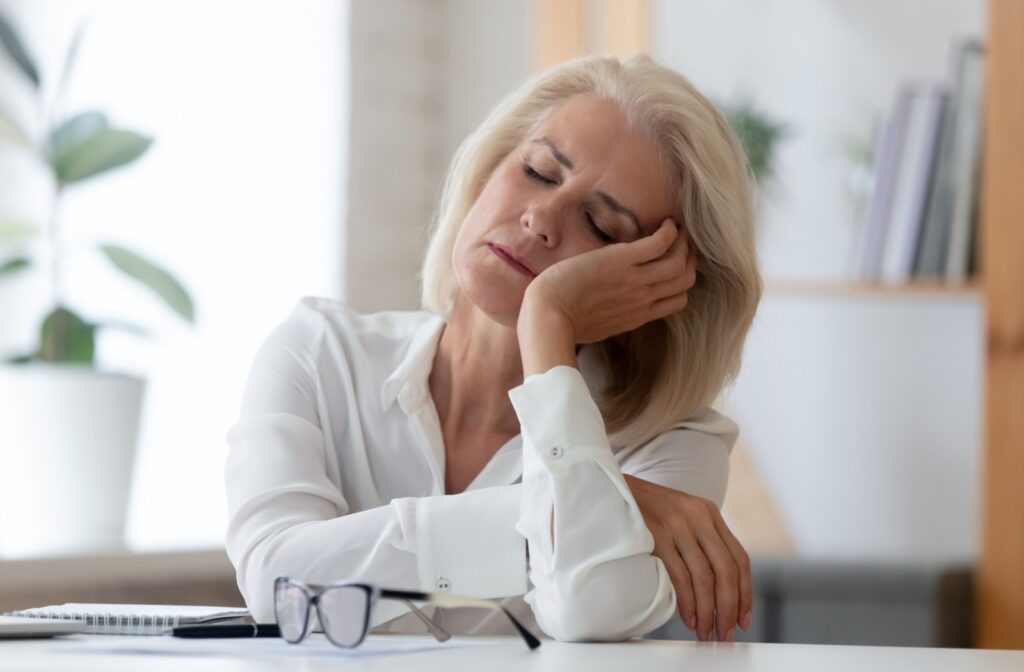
2, 634, 1023, 671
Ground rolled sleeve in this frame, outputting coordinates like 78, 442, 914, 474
409, 485, 527, 597
509, 365, 676, 642
510, 365, 613, 474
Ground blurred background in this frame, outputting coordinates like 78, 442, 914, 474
1, 0, 1021, 651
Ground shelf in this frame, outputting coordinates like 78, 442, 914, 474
764, 279, 983, 299
0, 549, 242, 613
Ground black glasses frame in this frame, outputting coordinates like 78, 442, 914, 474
273, 576, 540, 650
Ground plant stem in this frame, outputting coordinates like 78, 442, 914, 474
45, 186, 63, 362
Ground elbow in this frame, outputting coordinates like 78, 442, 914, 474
226, 521, 288, 625
233, 548, 278, 624
529, 565, 675, 642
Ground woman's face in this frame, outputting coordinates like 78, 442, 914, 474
453, 94, 675, 326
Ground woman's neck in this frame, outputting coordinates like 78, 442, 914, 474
429, 295, 524, 438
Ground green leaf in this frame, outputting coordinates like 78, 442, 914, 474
49, 110, 107, 156
0, 11, 40, 87
39, 306, 96, 364
0, 256, 30, 277
0, 219, 38, 241
51, 125, 153, 186
96, 319, 151, 338
721, 98, 788, 185
100, 244, 195, 323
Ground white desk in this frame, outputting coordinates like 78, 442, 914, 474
2, 634, 1023, 671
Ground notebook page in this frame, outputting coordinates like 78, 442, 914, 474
11, 604, 248, 623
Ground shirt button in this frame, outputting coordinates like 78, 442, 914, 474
549, 445, 564, 459
435, 577, 451, 591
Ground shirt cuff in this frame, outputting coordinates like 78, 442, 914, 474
508, 365, 613, 474
412, 485, 527, 597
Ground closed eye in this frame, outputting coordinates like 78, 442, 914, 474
522, 163, 616, 245
523, 164, 555, 185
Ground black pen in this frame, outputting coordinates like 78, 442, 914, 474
172, 623, 281, 638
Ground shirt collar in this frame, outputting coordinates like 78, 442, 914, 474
379, 312, 446, 412
378, 314, 739, 449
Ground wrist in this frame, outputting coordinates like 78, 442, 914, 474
517, 289, 577, 377
518, 289, 574, 342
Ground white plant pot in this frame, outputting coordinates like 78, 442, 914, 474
0, 364, 145, 558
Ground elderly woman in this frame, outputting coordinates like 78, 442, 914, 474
225, 54, 761, 644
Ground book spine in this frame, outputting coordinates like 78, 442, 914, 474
944, 43, 986, 281
858, 87, 913, 279
881, 85, 947, 283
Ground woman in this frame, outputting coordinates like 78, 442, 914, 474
225, 54, 761, 643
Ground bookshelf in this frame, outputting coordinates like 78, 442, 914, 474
765, 279, 982, 299
536, 0, 1024, 650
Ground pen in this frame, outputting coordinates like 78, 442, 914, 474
172, 623, 281, 638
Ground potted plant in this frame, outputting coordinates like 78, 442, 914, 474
720, 96, 788, 191
0, 13, 194, 558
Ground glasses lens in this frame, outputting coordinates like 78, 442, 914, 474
274, 581, 310, 643
318, 586, 370, 647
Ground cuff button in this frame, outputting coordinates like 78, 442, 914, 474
435, 577, 451, 591
549, 445, 564, 459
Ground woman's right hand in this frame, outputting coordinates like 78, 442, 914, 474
623, 473, 753, 642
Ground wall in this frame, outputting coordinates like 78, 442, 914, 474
652, 0, 986, 561
0, 0, 347, 550
344, 0, 534, 312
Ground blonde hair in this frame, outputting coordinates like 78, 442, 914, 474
421, 54, 762, 446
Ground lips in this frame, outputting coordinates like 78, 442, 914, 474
487, 243, 537, 278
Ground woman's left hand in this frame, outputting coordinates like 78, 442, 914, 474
521, 218, 698, 346
624, 473, 754, 642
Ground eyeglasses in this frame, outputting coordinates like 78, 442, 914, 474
273, 577, 541, 650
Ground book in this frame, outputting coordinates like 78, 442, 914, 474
1, 603, 249, 636
858, 87, 912, 279
915, 40, 986, 279
943, 42, 985, 281
880, 85, 947, 283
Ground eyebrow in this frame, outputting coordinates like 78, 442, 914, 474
531, 137, 641, 233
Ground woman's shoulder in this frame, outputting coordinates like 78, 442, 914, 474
281, 296, 443, 373
289, 296, 439, 341
669, 407, 740, 451
613, 406, 740, 465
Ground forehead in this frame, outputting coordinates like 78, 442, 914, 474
526, 95, 675, 231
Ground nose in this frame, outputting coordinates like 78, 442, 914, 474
521, 197, 565, 247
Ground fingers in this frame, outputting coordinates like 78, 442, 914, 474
651, 290, 689, 318
713, 512, 754, 633
674, 532, 717, 641
659, 540, 698, 634
695, 516, 741, 642
639, 226, 698, 286
627, 218, 677, 263
650, 274, 693, 302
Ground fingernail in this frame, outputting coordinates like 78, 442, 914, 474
687, 615, 696, 631
726, 627, 734, 642
742, 611, 751, 631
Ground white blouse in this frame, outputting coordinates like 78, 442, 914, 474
224, 297, 738, 641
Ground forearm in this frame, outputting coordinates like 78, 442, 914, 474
509, 367, 676, 641
517, 292, 578, 378
225, 415, 527, 623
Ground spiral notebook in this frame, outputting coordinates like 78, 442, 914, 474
2, 603, 249, 636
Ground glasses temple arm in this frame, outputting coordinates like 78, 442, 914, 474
427, 593, 541, 650
397, 599, 452, 643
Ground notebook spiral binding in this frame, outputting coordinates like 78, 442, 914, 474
2, 610, 181, 635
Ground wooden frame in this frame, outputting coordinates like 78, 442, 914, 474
977, 0, 1024, 650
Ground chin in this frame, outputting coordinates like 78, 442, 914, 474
454, 263, 525, 329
